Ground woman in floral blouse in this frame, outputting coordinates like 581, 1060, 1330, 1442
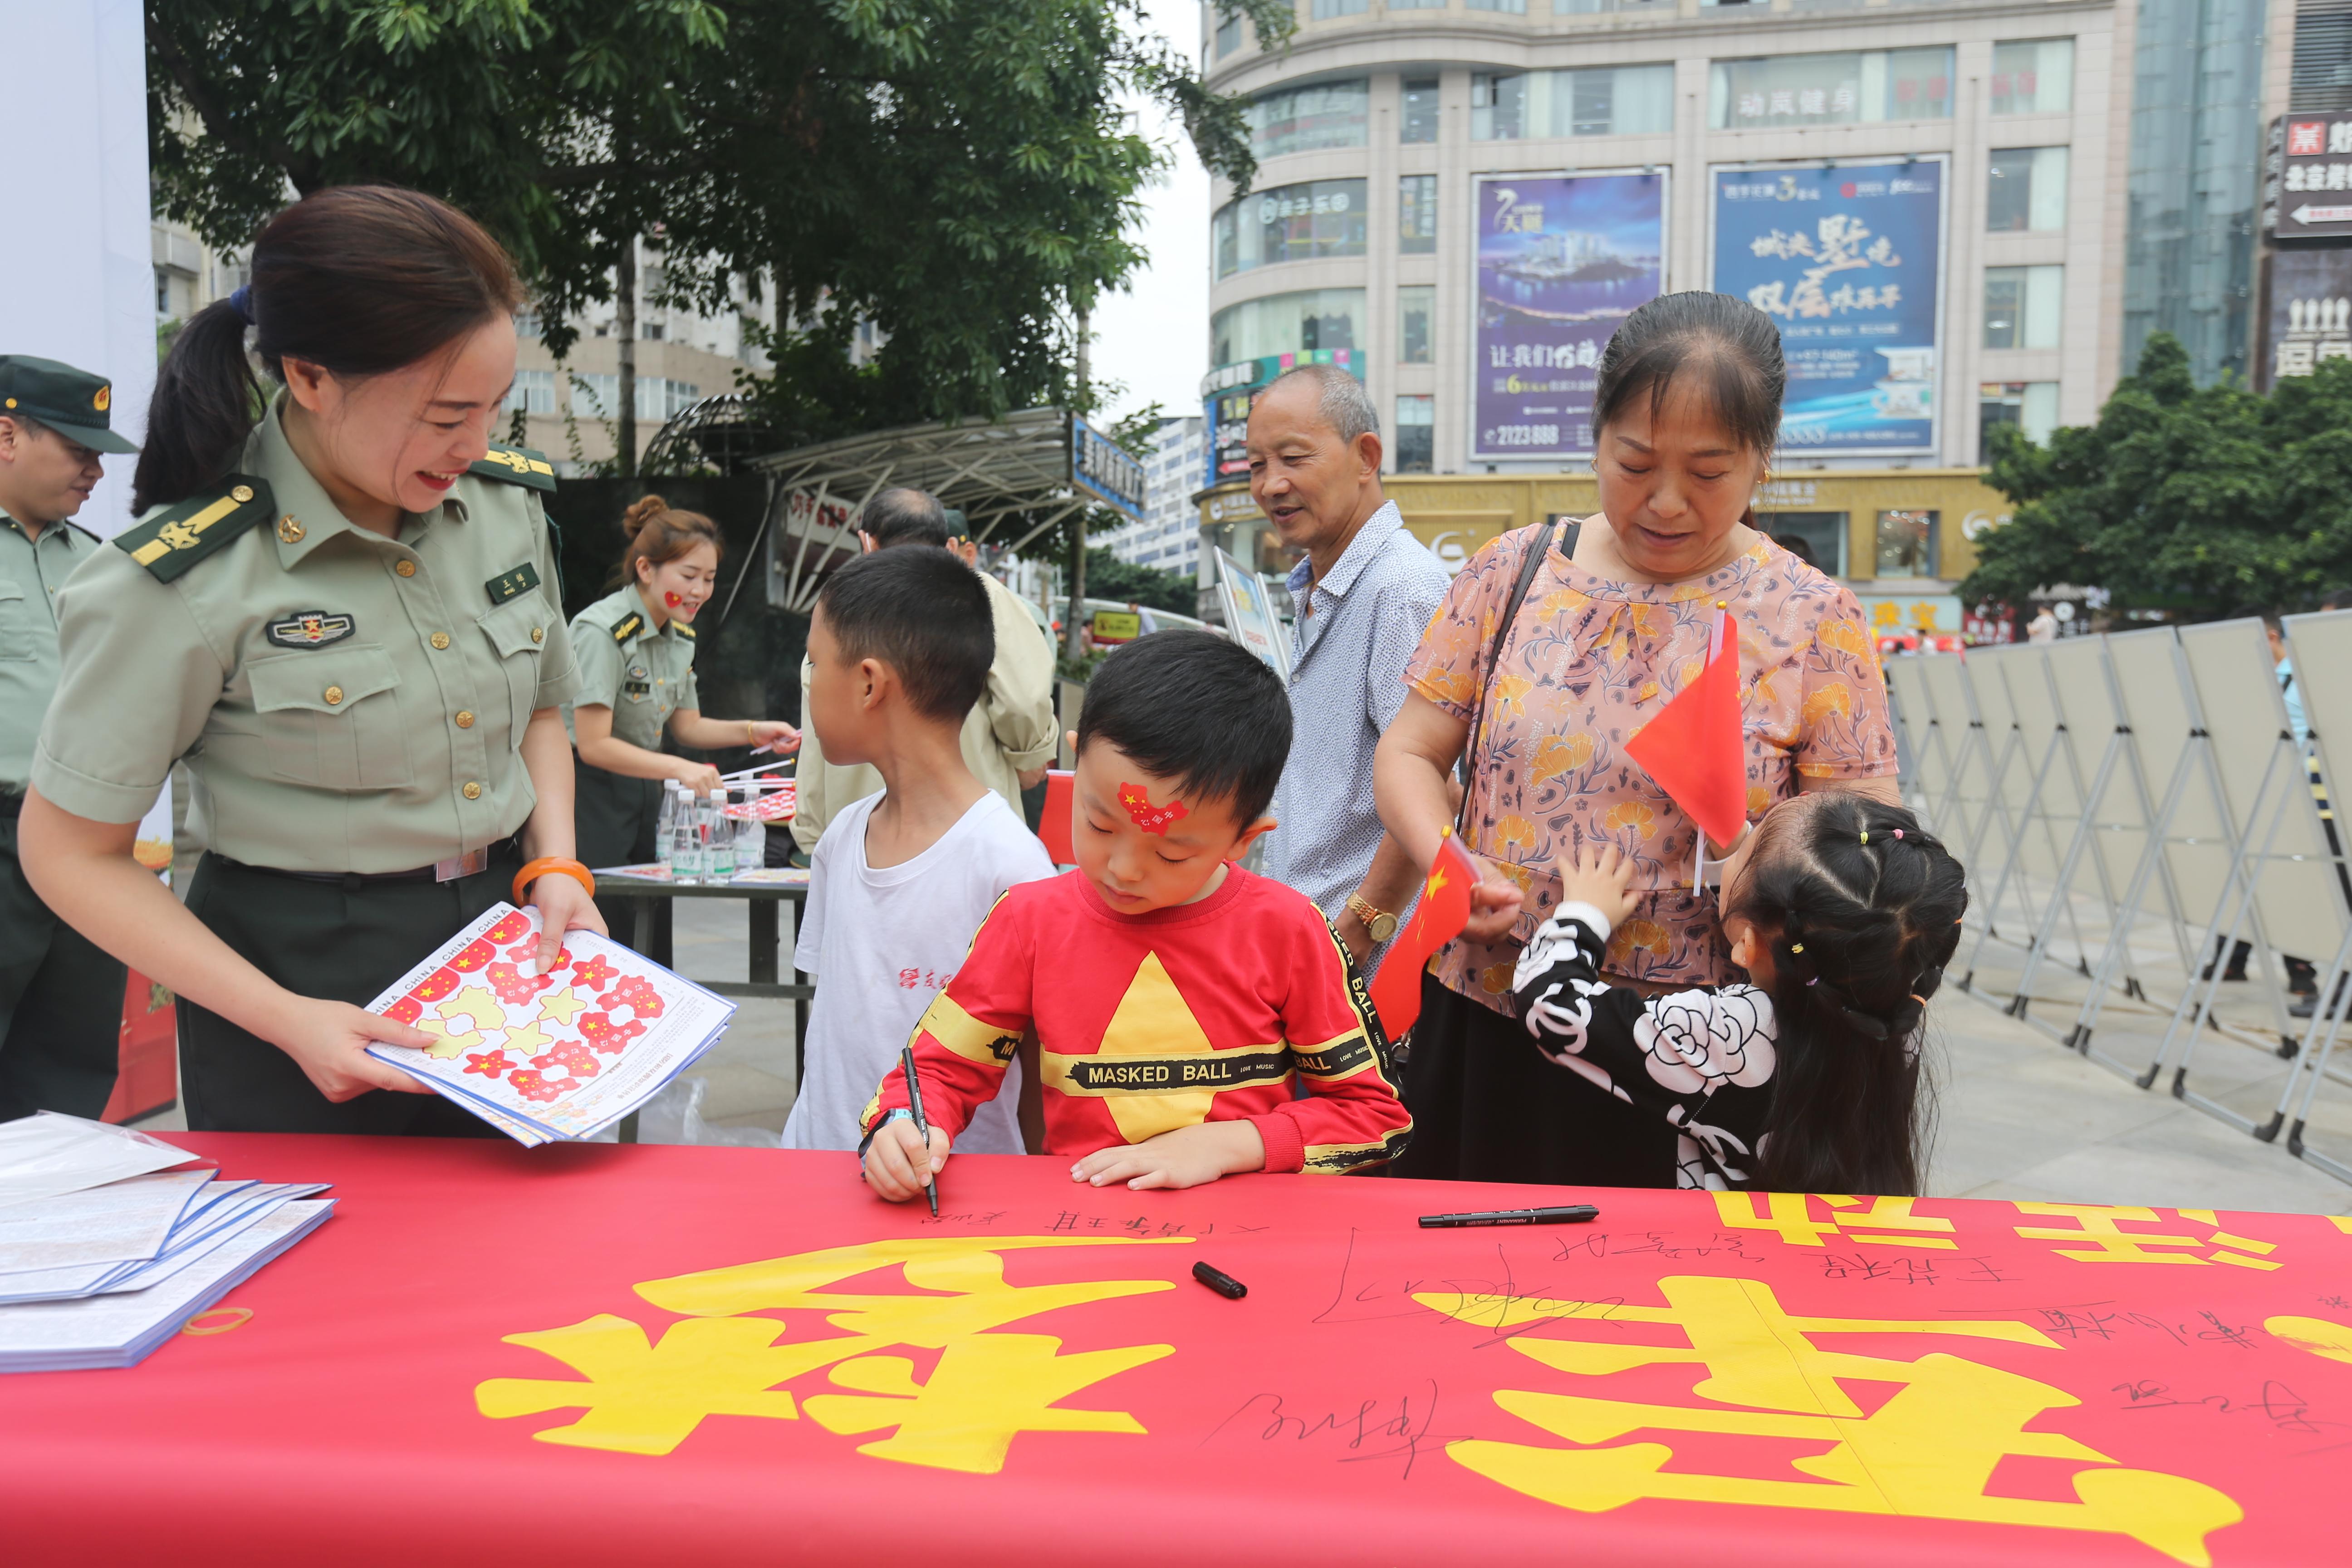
1372, 291, 1901, 1186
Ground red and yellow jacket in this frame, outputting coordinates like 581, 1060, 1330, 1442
862, 867, 1411, 1173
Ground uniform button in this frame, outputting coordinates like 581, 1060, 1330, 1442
531, 627, 544, 643
430, 632, 451, 650
324, 686, 344, 706
230, 485, 255, 504
462, 781, 482, 800
455, 710, 475, 729
395, 559, 416, 578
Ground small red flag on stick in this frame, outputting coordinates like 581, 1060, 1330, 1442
1623, 609, 1748, 852
1367, 829, 1480, 1040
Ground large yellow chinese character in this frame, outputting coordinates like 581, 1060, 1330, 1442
477, 1235, 1187, 1470
1712, 1191, 1956, 1249
2016, 1204, 2280, 1269
1415, 1274, 2240, 1565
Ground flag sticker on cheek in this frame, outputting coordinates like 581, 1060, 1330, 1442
1117, 783, 1189, 835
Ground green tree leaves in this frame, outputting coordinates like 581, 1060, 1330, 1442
147, 1, 1277, 430
1964, 333, 2352, 617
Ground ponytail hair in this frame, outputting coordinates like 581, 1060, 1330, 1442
135, 186, 523, 512
1725, 793, 1967, 1195
616, 493, 723, 588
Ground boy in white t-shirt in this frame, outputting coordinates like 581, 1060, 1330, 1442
781, 547, 1055, 1152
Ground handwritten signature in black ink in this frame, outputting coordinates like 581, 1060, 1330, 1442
1202, 1381, 1464, 1479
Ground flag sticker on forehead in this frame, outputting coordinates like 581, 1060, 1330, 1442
265, 610, 356, 649
1118, 783, 1189, 835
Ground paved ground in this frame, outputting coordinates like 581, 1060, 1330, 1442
132, 897, 2352, 1214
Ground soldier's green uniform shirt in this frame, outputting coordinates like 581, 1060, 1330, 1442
0, 510, 98, 792
30, 402, 577, 873
564, 586, 698, 748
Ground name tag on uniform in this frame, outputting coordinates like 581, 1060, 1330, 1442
265, 609, 356, 649
485, 562, 540, 604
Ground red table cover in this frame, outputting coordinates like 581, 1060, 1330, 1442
3, 1135, 2348, 1567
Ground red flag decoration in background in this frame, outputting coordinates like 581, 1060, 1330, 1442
1368, 830, 1479, 1039
1624, 608, 1748, 850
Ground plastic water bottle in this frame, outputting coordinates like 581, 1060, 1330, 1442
654, 780, 681, 875
707, 791, 738, 882
736, 808, 765, 872
671, 795, 704, 882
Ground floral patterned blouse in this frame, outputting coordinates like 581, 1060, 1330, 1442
1402, 524, 1896, 1013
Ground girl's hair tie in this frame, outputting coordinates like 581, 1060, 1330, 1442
1806, 976, 1819, 986
1789, 942, 1804, 954
1891, 828, 1904, 839
1859, 829, 1870, 845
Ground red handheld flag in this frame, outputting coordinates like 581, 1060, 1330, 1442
1367, 831, 1480, 1040
1039, 770, 1075, 866
1623, 609, 1748, 849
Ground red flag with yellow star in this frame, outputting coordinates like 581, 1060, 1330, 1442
1624, 608, 1748, 851
1368, 830, 1479, 1039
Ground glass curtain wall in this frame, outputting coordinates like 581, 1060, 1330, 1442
2123, 1, 2266, 384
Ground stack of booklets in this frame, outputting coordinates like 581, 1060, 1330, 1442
0, 1113, 334, 1372
364, 903, 737, 1145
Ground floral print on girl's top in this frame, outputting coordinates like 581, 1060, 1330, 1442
1402, 527, 1897, 1012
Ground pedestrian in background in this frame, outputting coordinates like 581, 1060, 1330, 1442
1246, 364, 1447, 970
791, 487, 1056, 855
0, 357, 137, 1120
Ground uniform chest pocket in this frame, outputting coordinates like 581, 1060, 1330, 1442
0, 581, 33, 662
478, 592, 552, 737
248, 646, 412, 789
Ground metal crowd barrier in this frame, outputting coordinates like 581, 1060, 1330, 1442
1883, 612, 2352, 1186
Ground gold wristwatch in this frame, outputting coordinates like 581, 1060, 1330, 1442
1345, 893, 1399, 943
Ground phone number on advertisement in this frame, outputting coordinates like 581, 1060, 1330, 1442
1481, 424, 1562, 447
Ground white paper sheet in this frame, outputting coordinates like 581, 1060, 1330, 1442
363, 903, 735, 1143
0, 1170, 216, 1274
0, 1200, 334, 1372
0, 1113, 196, 1213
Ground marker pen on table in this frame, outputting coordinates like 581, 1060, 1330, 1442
1418, 1205, 1599, 1229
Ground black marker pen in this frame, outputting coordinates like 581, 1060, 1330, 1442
1419, 1204, 1599, 1229
1192, 1261, 1248, 1298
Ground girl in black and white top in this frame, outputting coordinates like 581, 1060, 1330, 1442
1513, 792, 1966, 1194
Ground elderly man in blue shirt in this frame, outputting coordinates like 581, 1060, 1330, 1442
1247, 364, 1449, 970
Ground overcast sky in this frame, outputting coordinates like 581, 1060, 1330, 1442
1089, 0, 1212, 428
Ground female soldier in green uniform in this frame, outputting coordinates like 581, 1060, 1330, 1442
568, 493, 796, 887
18, 186, 604, 1135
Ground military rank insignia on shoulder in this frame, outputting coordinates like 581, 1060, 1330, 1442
469, 444, 557, 492
611, 612, 644, 644
114, 476, 275, 582
674, 620, 695, 640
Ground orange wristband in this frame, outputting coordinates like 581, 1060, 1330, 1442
513, 857, 596, 905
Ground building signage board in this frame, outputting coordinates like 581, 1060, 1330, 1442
1070, 415, 1145, 519
1470, 171, 1666, 462
1710, 158, 1947, 456
2260, 244, 2352, 390
2267, 112, 2352, 240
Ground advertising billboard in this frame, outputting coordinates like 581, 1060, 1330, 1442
2266, 111, 2352, 240
1711, 158, 1946, 456
1470, 172, 1666, 462
2260, 243, 2352, 391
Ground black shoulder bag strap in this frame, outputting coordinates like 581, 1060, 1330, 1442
1455, 520, 1578, 834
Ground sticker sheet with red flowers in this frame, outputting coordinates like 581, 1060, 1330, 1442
361, 904, 737, 1145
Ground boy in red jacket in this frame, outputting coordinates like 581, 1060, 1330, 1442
861, 631, 1411, 1196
